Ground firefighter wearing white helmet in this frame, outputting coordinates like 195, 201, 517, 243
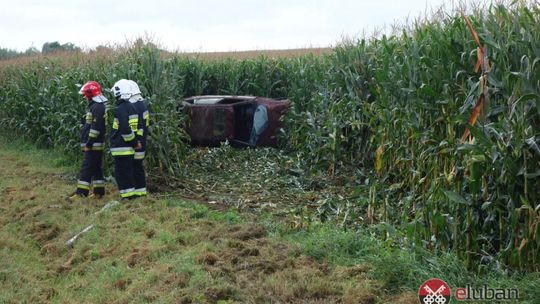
128, 80, 150, 197
110, 79, 140, 200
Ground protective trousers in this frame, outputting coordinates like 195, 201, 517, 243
133, 150, 147, 196
114, 155, 136, 199
76, 151, 105, 196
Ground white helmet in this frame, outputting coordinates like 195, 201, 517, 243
111, 79, 132, 100
129, 80, 141, 95
128, 80, 144, 102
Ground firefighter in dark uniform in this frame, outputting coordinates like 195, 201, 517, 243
68, 81, 107, 201
110, 79, 140, 200
128, 80, 149, 197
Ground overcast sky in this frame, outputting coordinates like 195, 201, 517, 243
1, 0, 451, 52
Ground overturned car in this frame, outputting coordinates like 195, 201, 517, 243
181, 95, 290, 147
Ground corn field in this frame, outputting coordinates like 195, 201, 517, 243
0, 3, 538, 271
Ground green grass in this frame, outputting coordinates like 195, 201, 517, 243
0, 137, 381, 303
274, 223, 539, 303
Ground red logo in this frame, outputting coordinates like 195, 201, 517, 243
418, 278, 451, 304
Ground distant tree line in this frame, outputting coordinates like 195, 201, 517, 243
0, 41, 83, 60
0, 46, 39, 60
0, 39, 161, 61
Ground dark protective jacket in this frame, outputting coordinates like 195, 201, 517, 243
80, 101, 106, 151
110, 99, 139, 156
132, 99, 150, 150
131, 99, 150, 160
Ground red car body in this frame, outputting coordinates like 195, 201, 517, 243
182, 95, 290, 147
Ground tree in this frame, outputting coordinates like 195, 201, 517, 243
41, 41, 81, 54
0, 47, 24, 60
24, 47, 40, 56
42, 41, 62, 54
62, 42, 80, 52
